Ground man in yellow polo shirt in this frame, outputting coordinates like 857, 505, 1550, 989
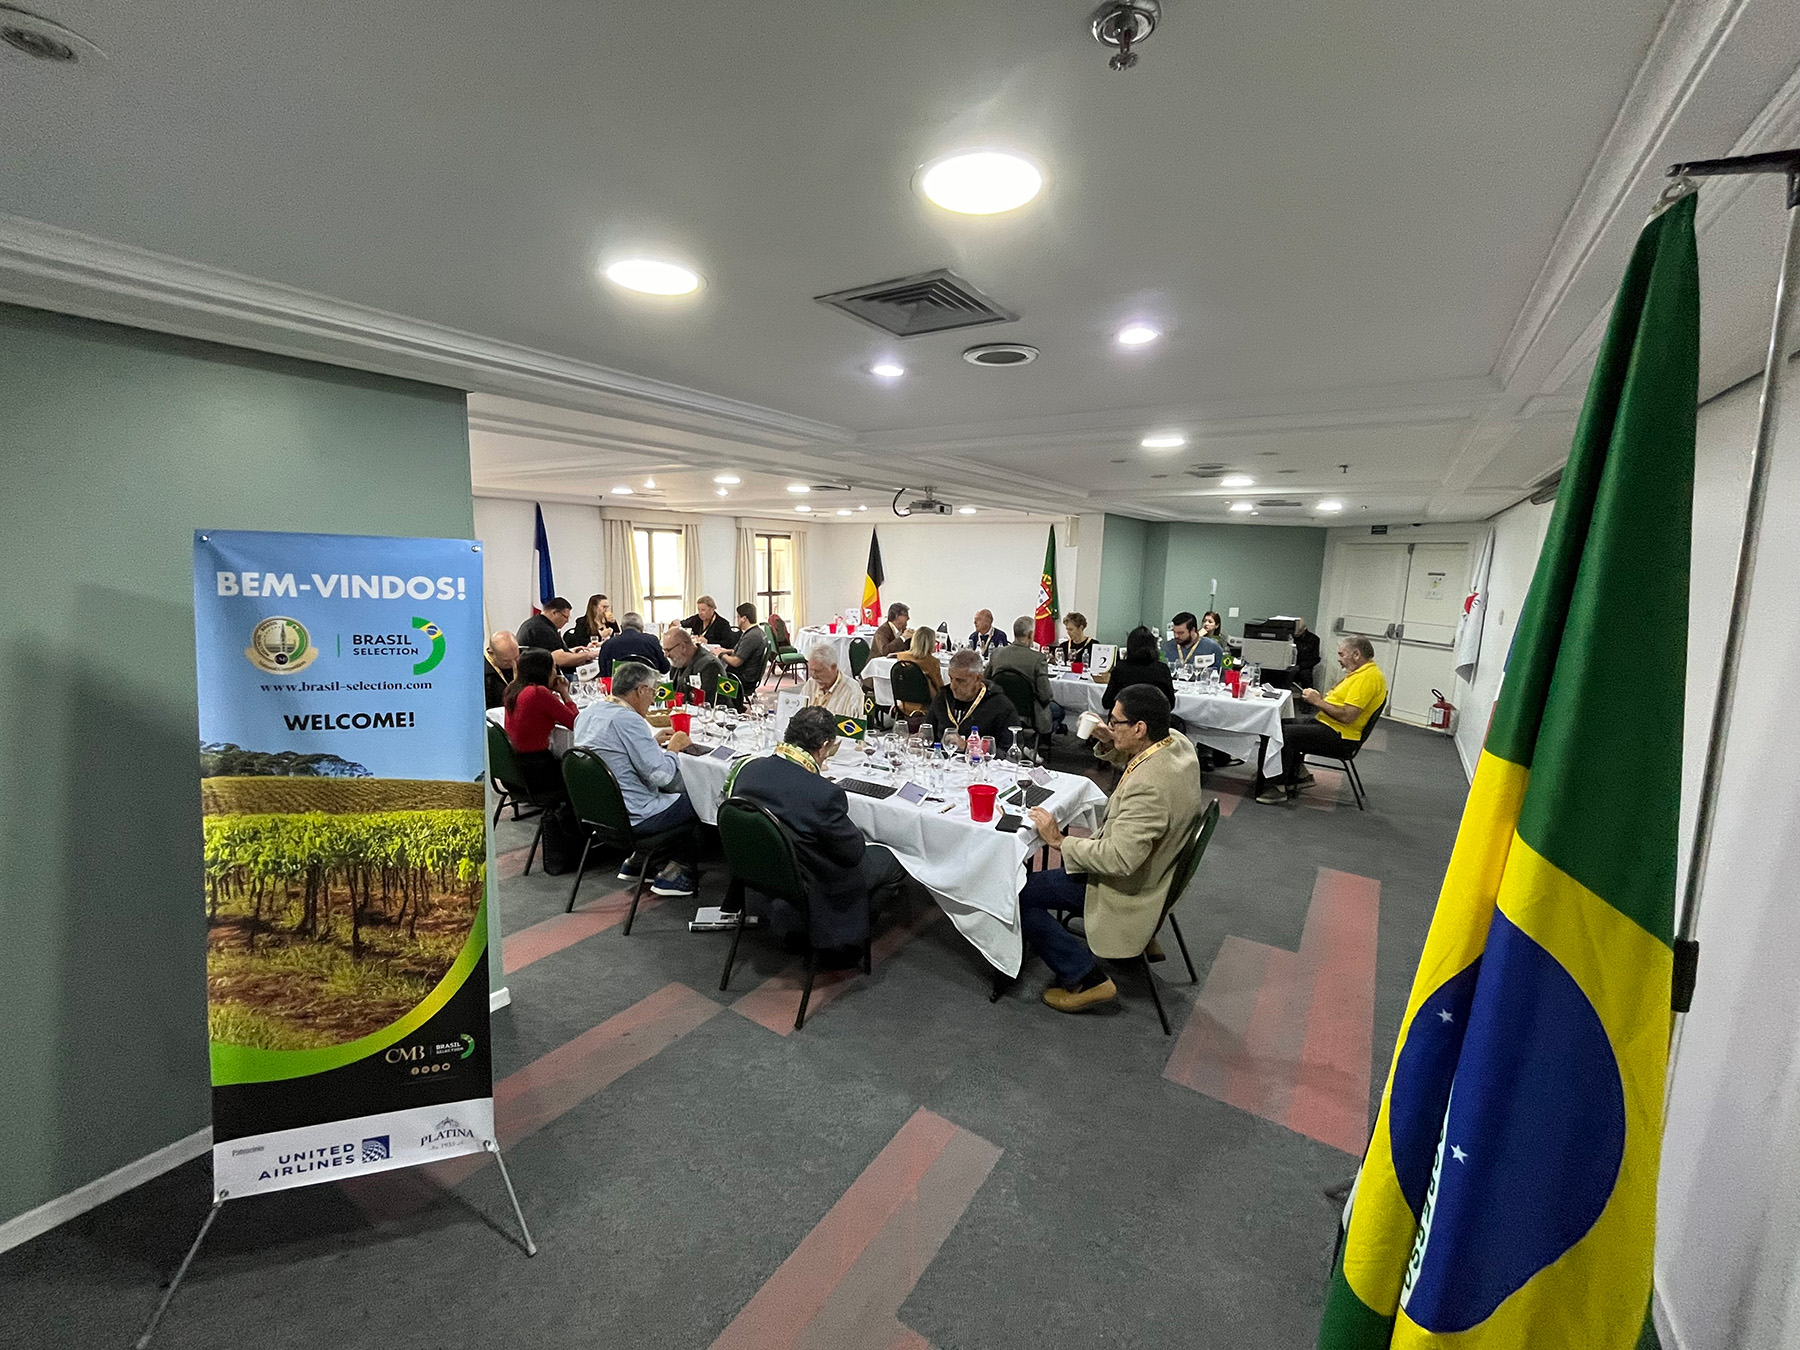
1257, 635, 1387, 804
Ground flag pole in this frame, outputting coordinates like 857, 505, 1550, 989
1663, 150, 1800, 1024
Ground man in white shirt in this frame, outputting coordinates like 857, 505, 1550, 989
796, 645, 866, 718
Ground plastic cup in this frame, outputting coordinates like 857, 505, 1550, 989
1071, 660, 1084, 675
599, 676, 612, 694
689, 689, 704, 706
968, 782, 998, 823
670, 711, 691, 734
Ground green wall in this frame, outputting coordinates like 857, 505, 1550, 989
1097, 514, 1329, 643
0, 305, 477, 1231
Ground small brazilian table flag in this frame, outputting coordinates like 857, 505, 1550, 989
861, 528, 885, 627
1033, 525, 1059, 648
1320, 191, 1698, 1350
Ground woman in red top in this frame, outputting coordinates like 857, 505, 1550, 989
504, 648, 577, 799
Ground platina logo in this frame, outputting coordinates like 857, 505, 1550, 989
245, 616, 318, 673
411, 616, 446, 675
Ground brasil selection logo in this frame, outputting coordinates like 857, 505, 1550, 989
411, 617, 447, 675
246, 617, 318, 673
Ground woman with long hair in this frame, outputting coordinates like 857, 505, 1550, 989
503, 647, 577, 800
1201, 610, 1224, 640
1099, 625, 1176, 712
893, 624, 945, 715
570, 593, 620, 647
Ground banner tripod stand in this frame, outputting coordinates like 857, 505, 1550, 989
1659, 149, 1800, 1043
132, 1140, 536, 1349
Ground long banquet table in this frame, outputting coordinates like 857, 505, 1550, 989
864, 653, 951, 705
1048, 674, 1292, 778
671, 736, 1106, 976
794, 624, 876, 670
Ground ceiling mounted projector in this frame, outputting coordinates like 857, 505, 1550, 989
893, 487, 955, 517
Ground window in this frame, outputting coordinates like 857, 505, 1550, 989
754, 533, 794, 624
632, 527, 685, 628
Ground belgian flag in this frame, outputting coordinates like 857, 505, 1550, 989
860, 529, 885, 627
1320, 193, 1698, 1347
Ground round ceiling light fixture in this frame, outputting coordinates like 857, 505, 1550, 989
786, 483, 811, 494
1140, 433, 1185, 450
0, 6, 99, 62
962, 342, 1039, 367
1219, 474, 1256, 489
870, 362, 905, 379
712, 473, 740, 484
1228, 501, 1255, 513
918, 150, 1044, 215
836, 508, 854, 516
1316, 500, 1345, 513
958, 507, 979, 516
795, 504, 812, 513
716, 488, 729, 497
611, 486, 634, 496
1116, 324, 1160, 347
601, 258, 701, 296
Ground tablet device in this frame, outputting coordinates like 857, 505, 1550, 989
896, 781, 927, 804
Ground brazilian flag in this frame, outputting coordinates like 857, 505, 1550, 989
1321, 192, 1697, 1349
834, 714, 867, 741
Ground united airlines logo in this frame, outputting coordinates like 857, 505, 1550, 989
361, 1135, 390, 1164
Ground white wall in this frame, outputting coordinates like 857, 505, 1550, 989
1450, 498, 1553, 775
1655, 369, 1800, 1350
804, 517, 1079, 637
472, 496, 738, 634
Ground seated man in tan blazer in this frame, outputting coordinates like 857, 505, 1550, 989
1024, 684, 1202, 1012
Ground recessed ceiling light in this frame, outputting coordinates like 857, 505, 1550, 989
1117, 325, 1160, 346
1228, 501, 1255, 513
870, 362, 905, 379
1316, 500, 1345, 513
601, 258, 701, 296
713, 473, 740, 485
858, 504, 868, 511
716, 488, 729, 497
1141, 434, 1186, 450
643, 477, 657, 489
787, 484, 810, 494
612, 486, 633, 495
795, 504, 812, 513
918, 150, 1044, 215
1220, 474, 1256, 489
836, 508, 853, 516
958, 506, 978, 515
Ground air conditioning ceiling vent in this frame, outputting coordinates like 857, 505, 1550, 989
815, 268, 1017, 337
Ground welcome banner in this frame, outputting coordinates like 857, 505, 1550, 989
192, 530, 494, 1198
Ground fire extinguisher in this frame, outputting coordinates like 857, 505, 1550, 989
1428, 689, 1455, 733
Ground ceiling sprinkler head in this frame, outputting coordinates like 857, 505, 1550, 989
1090, 1, 1161, 72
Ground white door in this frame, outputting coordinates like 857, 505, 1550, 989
1389, 543, 1469, 724
1325, 543, 1408, 687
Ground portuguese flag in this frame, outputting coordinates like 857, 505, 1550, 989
860, 528, 885, 627
1033, 526, 1059, 647
1320, 192, 1698, 1348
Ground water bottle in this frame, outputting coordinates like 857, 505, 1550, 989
969, 727, 984, 778
930, 742, 945, 789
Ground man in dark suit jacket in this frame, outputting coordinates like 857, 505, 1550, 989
728, 706, 912, 951
595, 611, 670, 676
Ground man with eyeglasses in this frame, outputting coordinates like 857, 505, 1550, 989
1020, 684, 1202, 1013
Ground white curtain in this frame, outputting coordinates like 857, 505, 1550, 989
602, 518, 644, 618
790, 528, 808, 629
682, 523, 703, 615
736, 524, 758, 620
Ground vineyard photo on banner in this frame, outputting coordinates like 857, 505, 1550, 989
192, 530, 494, 1199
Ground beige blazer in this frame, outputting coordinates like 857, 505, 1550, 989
1059, 734, 1203, 958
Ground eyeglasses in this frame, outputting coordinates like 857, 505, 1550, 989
1106, 714, 1138, 728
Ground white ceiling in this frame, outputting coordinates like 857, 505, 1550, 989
3, 1, 1798, 526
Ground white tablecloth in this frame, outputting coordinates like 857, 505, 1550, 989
673, 739, 1106, 975
1048, 675, 1292, 777
864, 654, 952, 706
794, 625, 877, 670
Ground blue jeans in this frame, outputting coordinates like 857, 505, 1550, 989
1019, 867, 1096, 986
636, 792, 700, 869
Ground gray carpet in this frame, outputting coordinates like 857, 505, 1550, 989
0, 722, 1468, 1350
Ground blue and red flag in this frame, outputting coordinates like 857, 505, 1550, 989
532, 504, 555, 614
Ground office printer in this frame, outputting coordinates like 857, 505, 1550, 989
1239, 618, 1298, 675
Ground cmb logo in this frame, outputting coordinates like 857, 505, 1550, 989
245, 616, 318, 673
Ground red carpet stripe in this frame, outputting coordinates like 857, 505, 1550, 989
708, 1107, 1000, 1350
496, 843, 535, 879
502, 884, 655, 973
730, 908, 941, 1036
1165, 866, 1380, 1154
342, 982, 720, 1220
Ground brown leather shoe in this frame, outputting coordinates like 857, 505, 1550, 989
1043, 977, 1118, 1013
